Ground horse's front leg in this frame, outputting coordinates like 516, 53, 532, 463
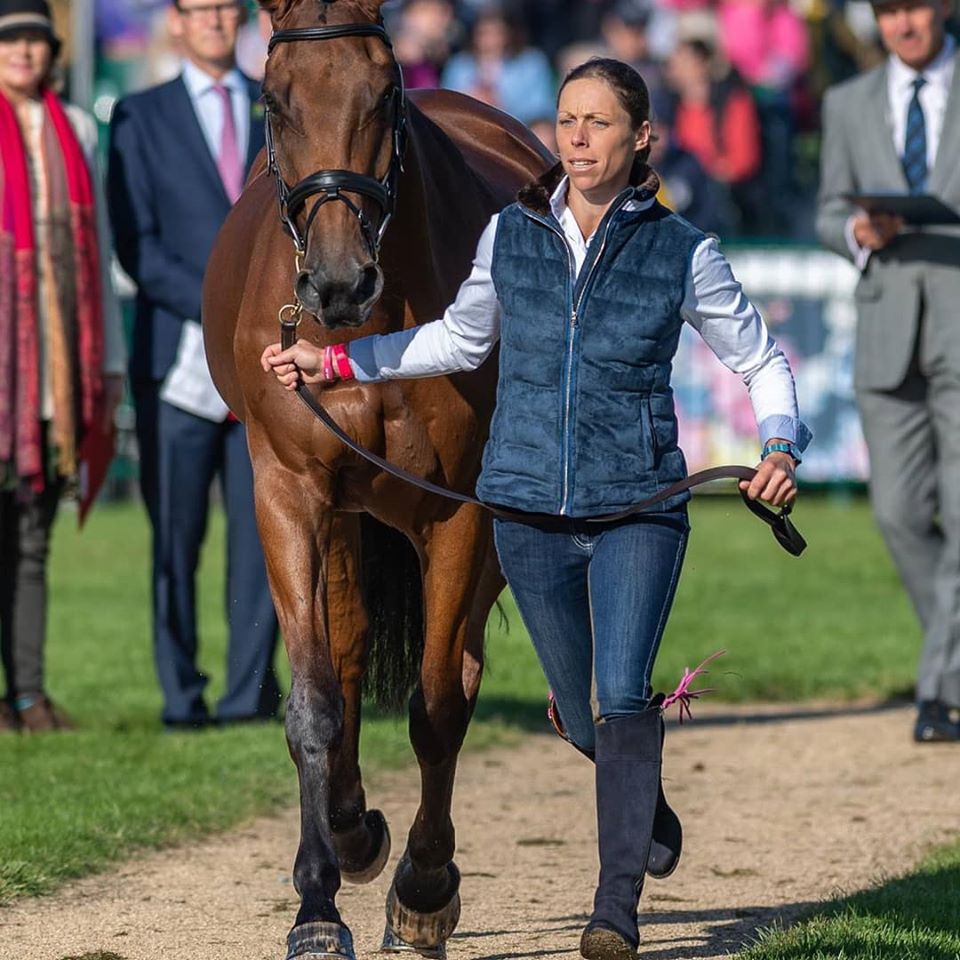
249, 443, 353, 960
383, 504, 504, 958
326, 514, 391, 884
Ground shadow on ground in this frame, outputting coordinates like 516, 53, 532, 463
452, 901, 819, 960
466, 694, 916, 739
667, 698, 912, 731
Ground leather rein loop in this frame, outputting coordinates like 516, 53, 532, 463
278, 322, 807, 556
265, 20, 406, 261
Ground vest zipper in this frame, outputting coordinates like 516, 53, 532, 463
560, 221, 614, 515
519, 197, 632, 515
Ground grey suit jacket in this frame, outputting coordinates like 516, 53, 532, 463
816, 52, 960, 390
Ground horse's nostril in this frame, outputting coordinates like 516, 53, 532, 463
356, 263, 382, 305
295, 271, 322, 312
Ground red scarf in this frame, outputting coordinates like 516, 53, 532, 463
0, 88, 103, 491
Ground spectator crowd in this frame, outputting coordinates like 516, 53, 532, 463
84, 0, 894, 240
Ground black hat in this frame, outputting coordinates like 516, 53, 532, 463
0, 0, 61, 55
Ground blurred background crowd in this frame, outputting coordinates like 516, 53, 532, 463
50, 0, 906, 241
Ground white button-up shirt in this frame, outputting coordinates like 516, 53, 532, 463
845, 35, 956, 267
349, 177, 809, 450
887, 34, 955, 170
181, 59, 250, 166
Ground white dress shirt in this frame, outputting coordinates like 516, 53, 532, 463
180, 59, 250, 167
887, 34, 955, 170
349, 178, 810, 451
845, 35, 956, 268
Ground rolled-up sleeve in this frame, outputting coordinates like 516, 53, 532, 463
349, 216, 502, 382
681, 236, 812, 453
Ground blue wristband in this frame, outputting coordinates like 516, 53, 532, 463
762, 441, 800, 464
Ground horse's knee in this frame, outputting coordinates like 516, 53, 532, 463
286, 680, 344, 761
408, 680, 470, 765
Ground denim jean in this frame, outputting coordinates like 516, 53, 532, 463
493, 509, 689, 753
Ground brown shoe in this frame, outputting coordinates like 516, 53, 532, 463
18, 695, 75, 733
0, 701, 19, 733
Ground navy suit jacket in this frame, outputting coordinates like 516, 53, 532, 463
108, 74, 264, 381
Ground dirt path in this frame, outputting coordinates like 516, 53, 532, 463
2, 702, 958, 960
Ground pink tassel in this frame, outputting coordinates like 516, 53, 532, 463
661, 650, 726, 723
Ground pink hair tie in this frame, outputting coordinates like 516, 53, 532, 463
331, 343, 354, 381
321, 346, 336, 383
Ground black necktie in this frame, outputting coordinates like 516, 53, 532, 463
902, 75, 928, 194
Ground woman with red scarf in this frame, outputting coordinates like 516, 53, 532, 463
0, 0, 125, 733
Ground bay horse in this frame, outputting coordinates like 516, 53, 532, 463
202, 1, 554, 958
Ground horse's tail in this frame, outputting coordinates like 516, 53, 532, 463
360, 514, 425, 713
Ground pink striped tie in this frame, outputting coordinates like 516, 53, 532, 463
213, 83, 243, 203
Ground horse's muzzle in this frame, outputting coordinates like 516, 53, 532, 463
296, 262, 384, 328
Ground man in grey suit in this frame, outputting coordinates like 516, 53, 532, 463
817, 0, 960, 742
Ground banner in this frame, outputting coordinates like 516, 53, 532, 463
674, 246, 868, 484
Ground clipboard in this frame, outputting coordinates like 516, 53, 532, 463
844, 192, 960, 225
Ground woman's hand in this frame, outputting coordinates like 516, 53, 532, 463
260, 340, 327, 391
739, 452, 797, 507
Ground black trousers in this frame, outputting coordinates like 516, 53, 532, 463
0, 478, 63, 699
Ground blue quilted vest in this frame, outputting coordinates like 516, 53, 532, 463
475, 190, 704, 517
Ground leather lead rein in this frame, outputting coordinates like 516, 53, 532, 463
277, 319, 806, 555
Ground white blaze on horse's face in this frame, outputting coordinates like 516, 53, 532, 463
262, 0, 399, 328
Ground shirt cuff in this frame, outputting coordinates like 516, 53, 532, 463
844, 215, 871, 271
347, 337, 382, 383
758, 415, 813, 453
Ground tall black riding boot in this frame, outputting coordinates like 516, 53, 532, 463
646, 707, 682, 879
550, 694, 681, 880
580, 707, 661, 960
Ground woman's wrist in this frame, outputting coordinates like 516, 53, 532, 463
320, 344, 355, 383
762, 439, 800, 466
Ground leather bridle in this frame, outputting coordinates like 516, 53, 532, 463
266, 21, 806, 557
265, 21, 406, 269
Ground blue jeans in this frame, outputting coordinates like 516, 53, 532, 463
493, 510, 689, 753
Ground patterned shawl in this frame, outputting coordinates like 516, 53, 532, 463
0, 88, 103, 492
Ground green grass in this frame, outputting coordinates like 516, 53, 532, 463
0, 493, 922, 905
738, 842, 960, 960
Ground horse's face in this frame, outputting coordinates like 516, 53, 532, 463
261, 0, 400, 328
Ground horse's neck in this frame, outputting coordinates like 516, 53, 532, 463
379, 103, 498, 325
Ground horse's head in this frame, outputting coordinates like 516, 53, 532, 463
261, 0, 404, 328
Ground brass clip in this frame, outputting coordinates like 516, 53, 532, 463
278, 302, 303, 328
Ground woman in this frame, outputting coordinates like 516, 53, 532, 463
263, 58, 808, 960
0, 0, 125, 733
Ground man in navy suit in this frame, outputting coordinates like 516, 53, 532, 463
108, 0, 279, 729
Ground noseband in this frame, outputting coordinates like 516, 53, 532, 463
265, 21, 407, 268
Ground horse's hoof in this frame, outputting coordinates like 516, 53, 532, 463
338, 808, 392, 884
385, 875, 461, 949
381, 921, 447, 959
286, 921, 356, 960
